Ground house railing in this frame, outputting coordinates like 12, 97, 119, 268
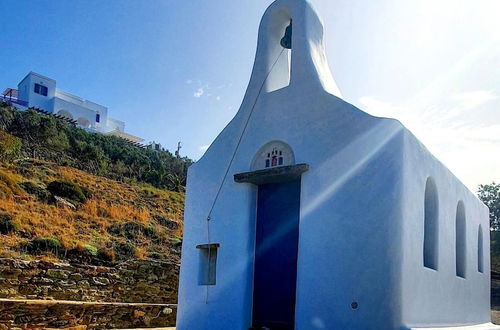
0, 95, 28, 107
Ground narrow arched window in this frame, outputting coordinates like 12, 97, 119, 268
423, 177, 439, 270
478, 225, 484, 273
455, 201, 466, 278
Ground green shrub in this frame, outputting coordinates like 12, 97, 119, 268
143, 226, 158, 239
83, 244, 98, 257
108, 222, 158, 240
66, 244, 99, 262
21, 237, 62, 255
0, 130, 21, 163
492, 231, 500, 256
153, 215, 179, 230
107, 223, 122, 236
147, 252, 166, 260
0, 212, 19, 234
47, 180, 91, 204
114, 242, 136, 260
140, 186, 159, 198
168, 237, 183, 247
97, 248, 115, 263
18, 181, 51, 202
122, 222, 144, 240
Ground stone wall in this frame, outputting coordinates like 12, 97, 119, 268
0, 258, 179, 304
0, 299, 176, 329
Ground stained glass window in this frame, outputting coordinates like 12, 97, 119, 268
265, 148, 286, 168
252, 141, 295, 171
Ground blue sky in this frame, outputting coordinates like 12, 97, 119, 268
1, 0, 499, 190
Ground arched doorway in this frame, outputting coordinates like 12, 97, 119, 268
76, 117, 91, 129
250, 140, 300, 329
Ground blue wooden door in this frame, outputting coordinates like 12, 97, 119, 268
252, 179, 301, 330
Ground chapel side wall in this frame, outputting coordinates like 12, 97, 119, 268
176, 117, 260, 330
295, 126, 405, 330
400, 130, 491, 328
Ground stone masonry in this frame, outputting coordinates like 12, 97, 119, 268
0, 299, 176, 329
0, 258, 179, 304
0, 258, 179, 328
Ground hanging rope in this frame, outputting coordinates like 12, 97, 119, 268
205, 216, 212, 304
204, 47, 288, 304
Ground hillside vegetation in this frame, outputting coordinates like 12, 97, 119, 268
0, 159, 184, 264
0, 102, 192, 191
0, 102, 189, 264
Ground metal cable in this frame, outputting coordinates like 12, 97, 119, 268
204, 47, 288, 304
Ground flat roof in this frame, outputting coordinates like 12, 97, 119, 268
18, 71, 56, 86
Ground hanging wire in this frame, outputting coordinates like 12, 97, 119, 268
205, 216, 212, 304
206, 47, 287, 220
204, 47, 288, 304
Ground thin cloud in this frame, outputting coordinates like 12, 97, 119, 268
452, 90, 497, 109
359, 95, 500, 191
190, 80, 227, 100
194, 87, 205, 98
199, 145, 210, 152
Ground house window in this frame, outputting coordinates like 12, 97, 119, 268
96, 114, 100, 123
197, 243, 219, 286
423, 177, 439, 270
34, 83, 48, 96
478, 225, 484, 273
455, 201, 466, 278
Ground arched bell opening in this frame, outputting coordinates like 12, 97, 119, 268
263, 9, 293, 93
249, 0, 342, 97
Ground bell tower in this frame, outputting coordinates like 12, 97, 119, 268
244, 0, 342, 96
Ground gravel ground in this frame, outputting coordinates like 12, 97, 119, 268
492, 310, 500, 325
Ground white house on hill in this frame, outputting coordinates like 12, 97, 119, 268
2, 72, 143, 144
177, 0, 495, 329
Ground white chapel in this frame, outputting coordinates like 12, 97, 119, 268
177, 1, 495, 329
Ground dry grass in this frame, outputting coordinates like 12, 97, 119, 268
0, 159, 184, 263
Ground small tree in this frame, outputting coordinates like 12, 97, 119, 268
0, 130, 21, 162
478, 182, 500, 231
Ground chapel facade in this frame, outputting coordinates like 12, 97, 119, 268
177, 1, 494, 329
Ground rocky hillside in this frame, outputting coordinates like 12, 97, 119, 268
0, 158, 184, 265
0, 101, 190, 265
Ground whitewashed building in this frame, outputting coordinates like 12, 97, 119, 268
177, 0, 496, 329
2, 72, 143, 143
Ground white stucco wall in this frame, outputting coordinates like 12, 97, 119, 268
17, 72, 56, 112
105, 117, 125, 133
16, 72, 120, 134
177, 0, 494, 329
400, 130, 491, 328
53, 96, 108, 132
